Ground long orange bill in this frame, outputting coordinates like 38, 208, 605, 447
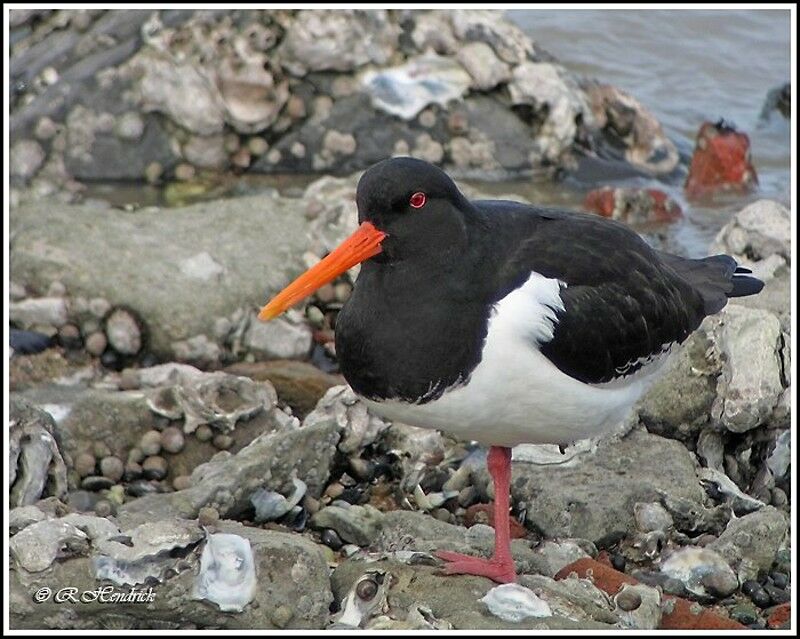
258, 221, 386, 321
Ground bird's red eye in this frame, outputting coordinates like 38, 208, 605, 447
409, 192, 426, 209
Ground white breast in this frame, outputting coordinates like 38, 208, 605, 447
361, 272, 671, 447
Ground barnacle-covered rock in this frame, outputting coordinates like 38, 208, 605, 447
146, 370, 276, 433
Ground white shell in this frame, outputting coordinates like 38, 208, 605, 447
192, 533, 256, 612
480, 583, 552, 622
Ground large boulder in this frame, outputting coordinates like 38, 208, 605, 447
10, 194, 309, 357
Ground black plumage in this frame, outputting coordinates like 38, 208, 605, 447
335, 157, 763, 400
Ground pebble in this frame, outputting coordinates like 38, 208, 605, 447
161, 426, 185, 454
142, 456, 168, 480
770, 487, 788, 508
457, 485, 478, 507
615, 588, 642, 612
100, 350, 121, 370
173, 475, 192, 491
74, 452, 97, 477
81, 475, 114, 491
302, 494, 320, 516
124, 461, 143, 481
432, 508, 452, 523
742, 580, 770, 608
247, 136, 269, 156
195, 425, 214, 442
144, 162, 163, 184
126, 480, 158, 497
88, 297, 111, 319
730, 602, 760, 625
611, 553, 626, 572
770, 572, 788, 590
93, 442, 112, 459
212, 434, 233, 451
84, 331, 108, 356
118, 368, 140, 390
198, 506, 220, 528
324, 483, 345, 500
100, 456, 124, 482
127, 447, 145, 464
105, 307, 143, 355
321, 528, 343, 551
94, 500, 113, 518
348, 456, 373, 481
175, 163, 196, 181
140, 430, 162, 456
34, 116, 58, 140
334, 282, 352, 302
700, 568, 739, 599
763, 584, 790, 605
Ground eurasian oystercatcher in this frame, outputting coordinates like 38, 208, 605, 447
258, 157, 764, 584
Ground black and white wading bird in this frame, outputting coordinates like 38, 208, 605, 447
258, 157, 764, 584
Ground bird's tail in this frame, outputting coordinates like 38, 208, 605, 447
659, 252, 764, 315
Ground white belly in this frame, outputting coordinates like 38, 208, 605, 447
361, 272, 671, 447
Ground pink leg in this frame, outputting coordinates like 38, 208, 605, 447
435, 446, 517, 583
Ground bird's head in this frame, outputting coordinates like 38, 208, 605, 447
258, 157, 472, 320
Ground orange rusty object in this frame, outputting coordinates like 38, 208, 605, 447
555, 557, 747, 631
584, 186, 683, 223
685, 120, 758, 198
766, 603, 791, 629
463, 503, 528, 539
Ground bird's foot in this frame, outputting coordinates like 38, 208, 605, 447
434, 550, 517, 584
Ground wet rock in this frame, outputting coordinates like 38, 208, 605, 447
9, 397, 68, 507
660, 546, 739, 599
711, 305, 784, 433
510, 429, 704, 542
10, 518, 90, 572
10, 139, 46, 179
310, 504, 385, 546
114, 407, 338, 528
711, 199, 791, 266
10, 516, 331, 629
361, 52, 472, 120
10, 297, 69, 329
707, 506, 788, 582
10, 194, 309, 357
685, 120, 757, 198
224, 360, 343, 419
584, 187, 682, 223
278, 10, 398, 76
456, 41, 511, 91
585, 82, 679, 175
9, 504, 49, 535
243, 310, 312, 359
761, 82, 790, 120
508, 61, 593, 165
450, 10, 536, 64
331, 556, 613, 629
305, 385, 390, 455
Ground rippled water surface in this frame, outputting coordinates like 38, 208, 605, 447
501, 9, 792, 256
